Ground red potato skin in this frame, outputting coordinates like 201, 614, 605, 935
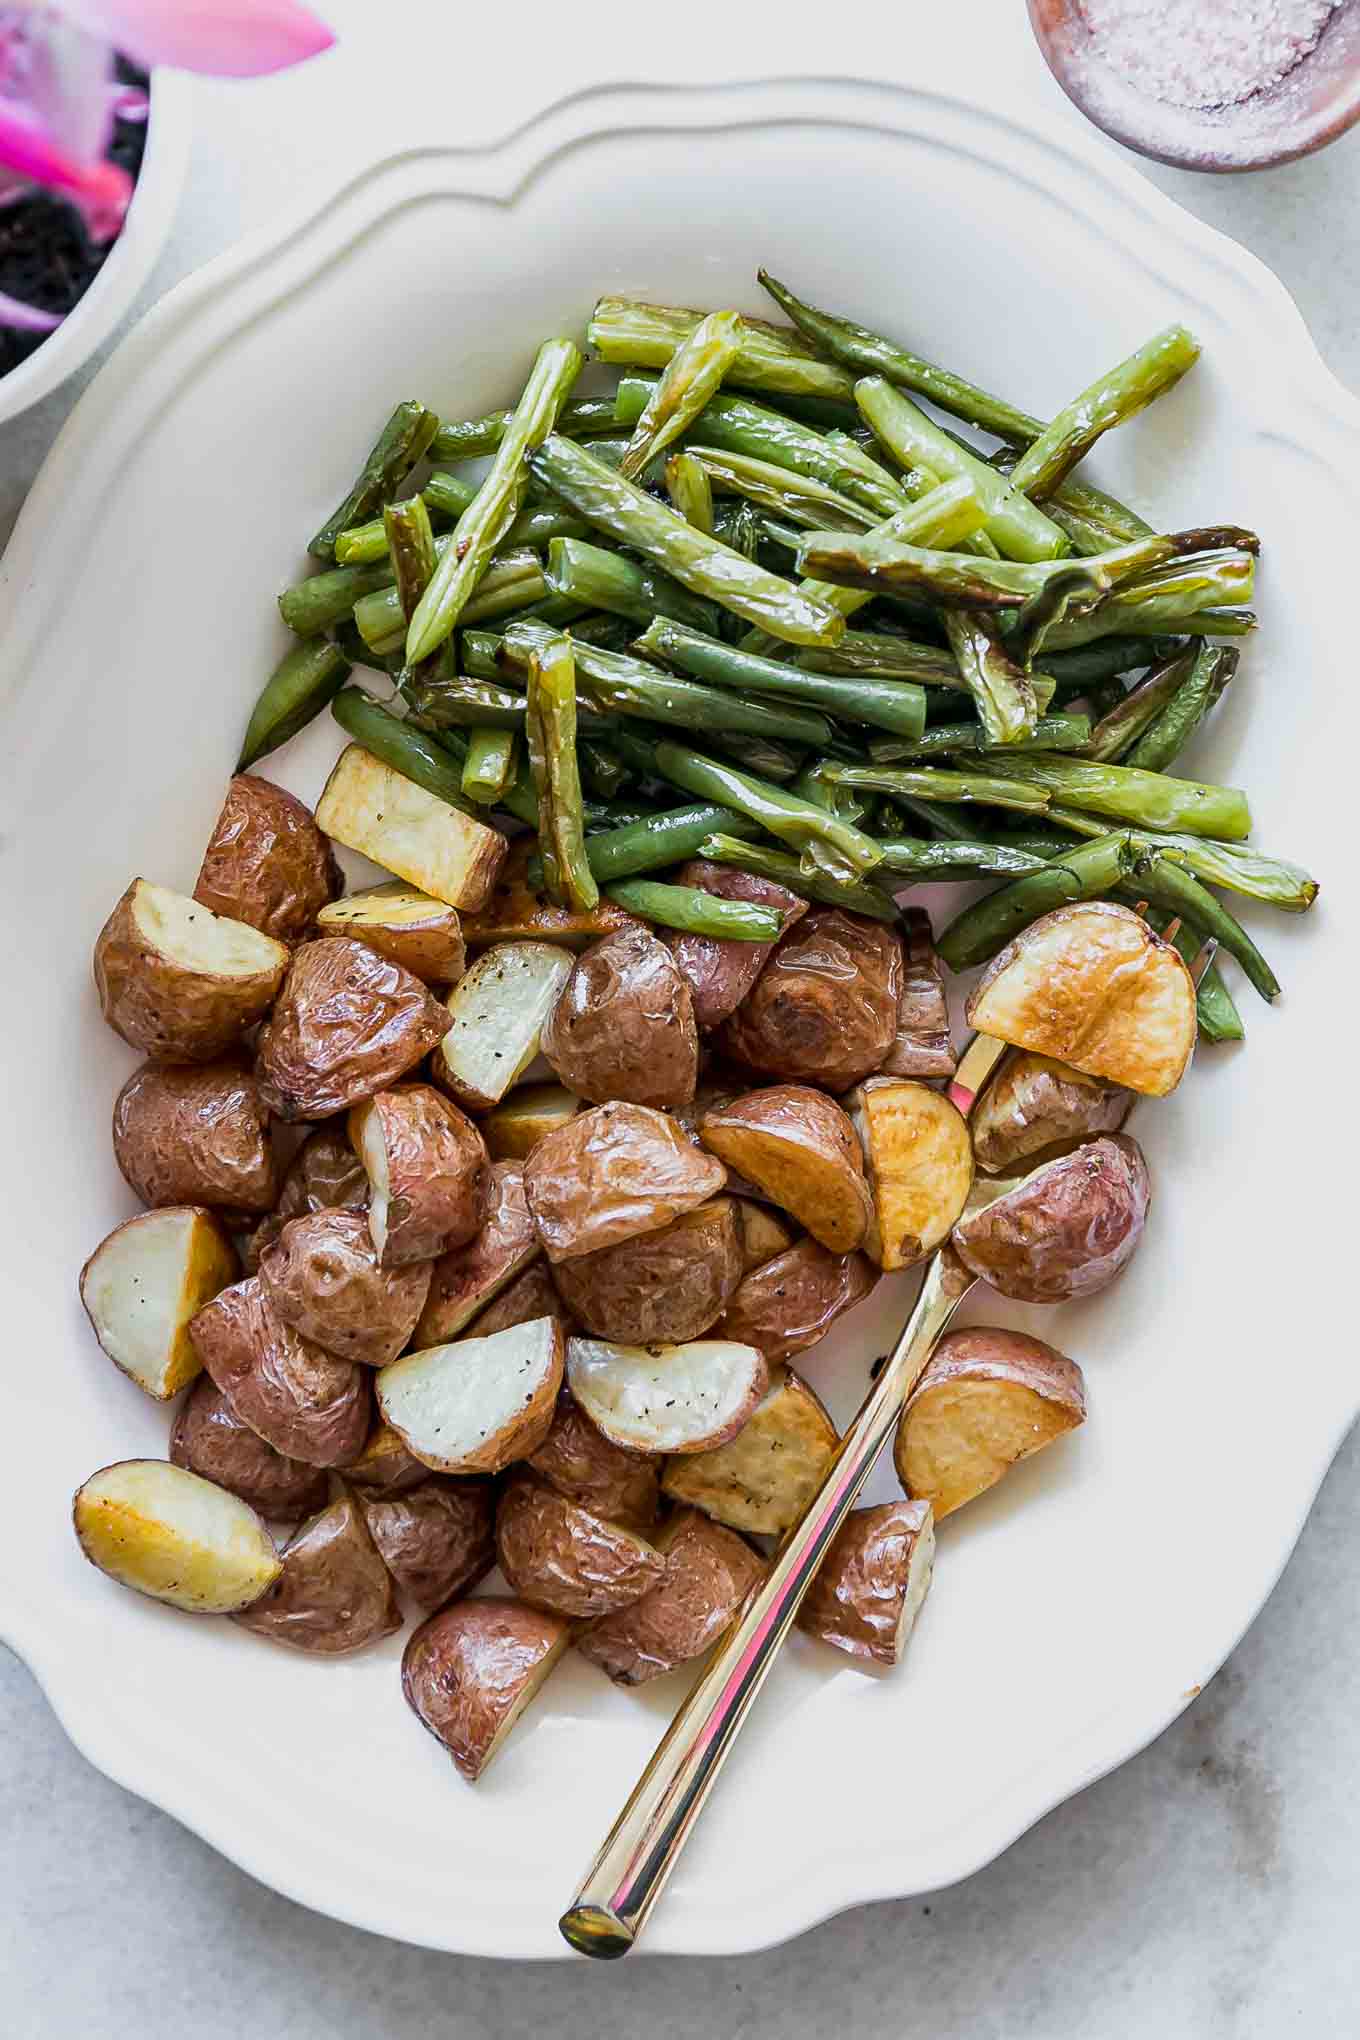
466, 1261, 572, 1339
232, 1491, 401, 1654
952, 1134, 1151, 1304
358, 1479, 496, 1612
540, 923, 699, 1109
93, 881, 288, 1064
667, 860, 808, 1030
258, 1209, 432, 1366
169, 1376, 330, 1519
402, 1598, 570, 1780
239, 1124, 369, 1273
361, 1084, 491, 1265
524, 1100, 726, 1263
577, 1509, 766, 1687
907, 1327, 1088, 1413
342, 1421, 428, 1496
494, 1479, 665, 1619
193, 774, 341, 946
971, 1053, 1130, 1174
880, 907, 955, 1079
699, 1083, 873, 1255
254, 938, 451, 1121
719, 907, 902, 1091
112, 1060, 278, 1214
548, 1198, 743, 1346
526, 1391, 659, 1529
718, 1239, 879, 1365
188, 1276, 372, 1468
415, 1161, 538, 1345
796, 1500, 934, 1667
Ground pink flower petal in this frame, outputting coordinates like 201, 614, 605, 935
0, 290, 63, 334
58, 0, 335, 78
0, 102, 132, 239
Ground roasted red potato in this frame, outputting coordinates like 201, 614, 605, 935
358, 1478, 496, 1612
971, 1051, 1130, 1174
952, 1134, 1150, 1303
541, 922, 699, 1109
467, 1261, 572, 1339
666, 858, 807, 1029
169, 1376, 330, 1519
112, 1060, 278, 1215
341, 1420, 428, 1496
549, 1196, 743, 1346
414, 1162, 539, 1345
460, 838, 638, 950
719, 905, 902, 1091
258, 1209, 432, 1367
315, 881, 466, 984
523, 1100, 725, 1263
349, 1083, 490, 1265
577, 1509, 766, 1687
432, 940, 574, 1112
480, 1081, 579, 1162
233, 1491, 402, 1654
189, 1276, 372, 1467
238, 1123, 369, 1273
526, 1391, 659, 1529
377, 1316, 564, 1475
72, 1459, 281, 1614
661, 1368, 838, 1535
796, 1499, 935, 1667
402, 1598, 571, 1780
254, 937, 450, 1121
94, 878, 289, 1063
966, 900, 1197, 1098
80, 1206, 238, 1400
718, 1239, 878, 1366
193, 774, 340, 946
566, 1334, 767, 1456
314, 743, 507, 910
846, 1077, 973, 1271
880, 906, 955, 1079
495, 1479, 665, 1619
895, 1327, 1087, 1518
732, 1197, 799, 1274
699, 1084, 872, 1254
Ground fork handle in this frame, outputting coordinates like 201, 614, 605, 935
559, 1245, 977, 1958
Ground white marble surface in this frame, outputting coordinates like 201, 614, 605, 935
3, 4, 1357, 2029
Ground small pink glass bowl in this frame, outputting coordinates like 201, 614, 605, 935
1028, 0, 1360, 171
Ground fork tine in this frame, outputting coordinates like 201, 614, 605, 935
1188, 936, 1219, 986
1161, 916, 1183, 947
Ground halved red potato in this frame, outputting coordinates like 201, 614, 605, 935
718, 1239, 878, 1366
402, 1597, 571, 1780
376, 1316, 564, 1475
797, 1499, 935, 1667
112, 1060, 278, 1215
966, 900, 1196, 1098
667, 859, 807, 1029
349, 1084, 490, 1265
971, 1050, 1130, 1174
467, 1261, 572, 1339
460, 839, 638, 950
481, 1081, 580, 1163
72, 1459, 280, 1614
719, 905, 902, 1092
80, 1207, 238, 1400
233, 1491, 402, 1654
315, 881, 466, 984
358, 1478, 496, 1612
341, 1419, 428, 1496
661, 1367, 838, 1534
845, 1077, 973, 1272
314, 743, 507, 911
699, 1084, 871, 1254
94, 879, 290, 1062
431, 941, 574, 1113
541, 923, 700, 1110
566, 1334, 767, 1456
880, 906, 955, 1079
414, 1162, 538, 1345
549, 1197, 743, 1346
895, 1327, 1087, 1518
258, 1209, 432, 1367
732, 1198, 799, 1274
526, 1391, 659, 1528
193, 774, 340, 946
169, 1377, 330, 1519
495, 1479, 665, 1619
255, 937, 451, 1121
524, 1100, 726, 1264
951, 1134, 1150, 1303
189, 1276, 372, 1467
577, 1509, 765, 1687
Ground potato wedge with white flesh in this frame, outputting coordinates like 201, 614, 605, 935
846, 1078, 973, 1273
549, 1197, 743, 1346
662, 1368, 838, 1535
881, 907, 955, 1079
189, 1277, 372, 1467
971, 1051, 1130, 1174
314, 743, 507, 911
193, 774, 340, 946
258, 1209, 432, 1367
797, 1500, 935, 1668
966, 900, 1196, 1098
481, 1082, 580, 1163
315, 881, 466, 984
431, 941, 574, 1113
94, 879, 289, 1063
566, 1335, 767, 1456
699, 1084, 872, 1254
414, 1162, 539, 1345
495, 1479, 665, 1619
895, 1328, 1086, 1519
72, 1459, 280, 1614
170, 1377, 330, 1519
524, 1100, 726, 1263
719, 1239, 878, 1365
358, 1479, 496, 1612
80, 1207, 237, 1401
577, 1509, 766, 1687
733, 1198, 799, 1274
112, 1060, 278, 1215
350, 1084, 490, 1265
233, 1492, 402, 1654
467, 1261, 572, 1339
255, 937, 451, 1122
952, 1134, 1150, 1303
526, 1391, 659, 1528
377, 1316, 564, 1476
402, 1598, 570, 1781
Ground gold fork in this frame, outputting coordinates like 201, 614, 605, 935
559, 928, 1215, 1958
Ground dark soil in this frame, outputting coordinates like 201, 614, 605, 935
0, 58, 149, 378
